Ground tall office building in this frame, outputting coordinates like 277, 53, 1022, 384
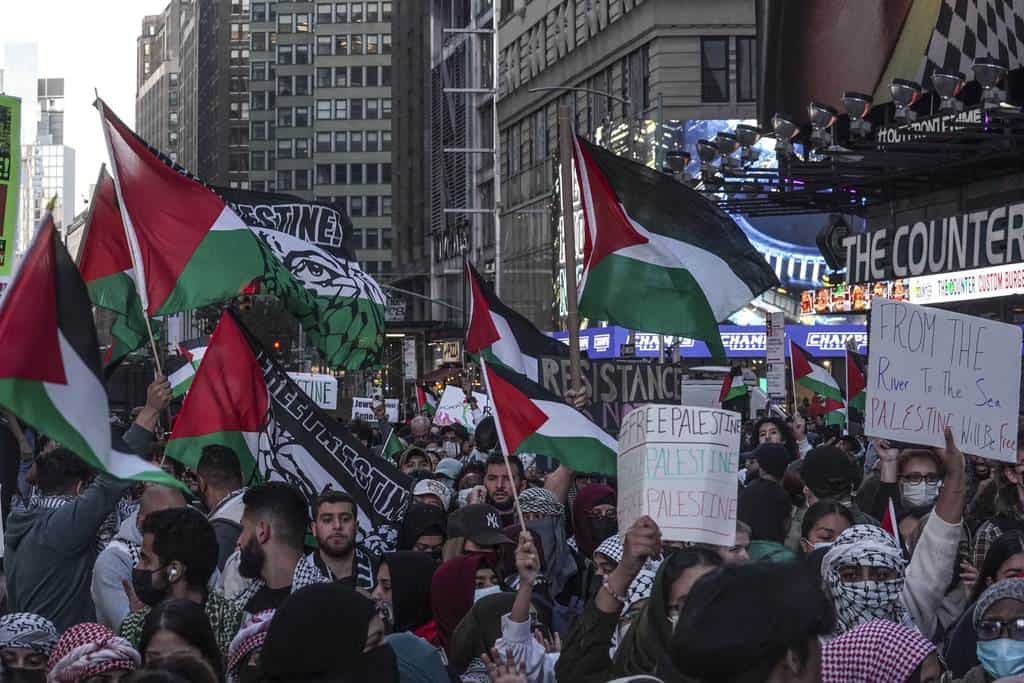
247, 0, 394, 283
137, 2, 183, 164
23, 78, 75, 244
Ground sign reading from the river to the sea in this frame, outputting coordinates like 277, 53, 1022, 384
866, 299, 1021, 462
617, 405, 742, 544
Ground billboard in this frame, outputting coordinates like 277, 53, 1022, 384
0, 95, 20, 297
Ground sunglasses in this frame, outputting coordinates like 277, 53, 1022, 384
977, 617, 1024, 641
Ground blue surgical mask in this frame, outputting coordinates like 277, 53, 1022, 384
473, 585, 502, 603
977, 638, 1024, 678
812, 542, 834, 552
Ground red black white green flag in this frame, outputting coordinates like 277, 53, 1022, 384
465, 260, 572, 382
416, 385, 437, 417
845, 348, 867, 423
166, 336, 209, 398
791, 340, 845, 425
167, 310, 410, 534
718, 366, 749, 403
571, 135, 778, 359
480, 357, 616, 476
0, 214, 180, 487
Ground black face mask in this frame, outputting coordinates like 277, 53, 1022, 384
131, 566, 169, 608
590, 518, 617, 545
2, 669, 47, 683
238, 537, 266, 580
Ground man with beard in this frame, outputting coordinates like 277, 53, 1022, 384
195, 445, 247, 572
309, 490, 380, 590
233, 482, 329, 614
484, 453, 526, 528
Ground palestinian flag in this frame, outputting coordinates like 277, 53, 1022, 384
382, 429, 404, 461
882, 497, 900, 546
0, 214, 181, 488
791, 341, 845, 425
167, 310, 410, 534
465, 260, 571, 382
480, 358, 616, 476
416, 386, 436, 418
718, 366, 749, 403
572, 136, 778, 359
75, 167, 152, 368
845, 348, 867, 423
166, 337, 209, 398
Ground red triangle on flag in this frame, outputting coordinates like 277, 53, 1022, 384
465, 261, 500, 353
170, 311, 269, 438
0, 217, 65, 384
77, 169, 133, 282
484, 361, 548, 454
846, 350, 866, 399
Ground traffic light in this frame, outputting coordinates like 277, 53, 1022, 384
272, 339, 282, 351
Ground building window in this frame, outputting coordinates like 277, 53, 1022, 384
253, 2, 268, 21
366, 98, 378, 119
295, 44, 310, 64
278, 45, 293, 64
251, 151, 266, 171
382, 2, 392, 21
240, 101, 250, 119
317, 99, 332, 119
366, 35, 379, 55
316, 164, 332, 185
335, 35, 349, 55
701, 37, 729, 102
350, 66, 363, 87
252, 121, 267, 140
295, 74, 310, 96
366, 164, 379, 184
295, 137, 309, 158
334, 66, 348, 86
351, 2, 363, 22
351, 34, 363, 55
382, 65, 391, 86
168, 131, 179, 148
316, 67, 332, 88
381, 162, 391, 182
169, 72, 179, 87
295, 169, 310, 191
317, 3, 332, 23
351, 98, 363, 120
366, 131, 379, 151
252, 32, 267, 51
278, 107, 293, 127
229, 102, 242, 119
334, 164, 347, 183
252, 61, 267, 80
278, 139, 293, 159
382, 34, 391, 54
334, 99, 348, 119
366, 2, 379, 22
317, 35, 333, 56
296, 13, 311, 32
365, 227, 379, 248
350, 131, 363, 151
366, 196, 379, 216
382, 198, 392, 217
294, 106, 310, 127
336, 3, 348, 23
365, 67, 378, 87
351, 164, 363, 183
277, 170, 292, 191
316, 131, 332, 152
278, 75, 293, 96
381, 98, 392, 119
737, 36, 756, 102
533, 109, 547, 160
278, 13, 293, 32
350, 196, 364, 216
335, 131, 348, 151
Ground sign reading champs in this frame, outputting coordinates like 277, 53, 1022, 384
843, 201, 1024, 284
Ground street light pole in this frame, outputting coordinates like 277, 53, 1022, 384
558, 104, 582, 394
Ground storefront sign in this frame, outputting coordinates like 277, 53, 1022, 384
617, 405, 741, 544
865, 299, 1021, 462
844, 201, 1024, 284
875, 107, 983, 144
907, 263, 1024, 305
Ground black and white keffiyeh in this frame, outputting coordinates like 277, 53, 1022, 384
822, 525, 910, 636
233, 554, 330, 612
594, 535, 624, 565
0, 613, 58, 657
518, 487, 564, 519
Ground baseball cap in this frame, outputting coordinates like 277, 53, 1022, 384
751, 443, 792, 480
413, 479, 452, 510
435, 458, 463, 483
449, 504, 514, 547
800, 445, 856, 497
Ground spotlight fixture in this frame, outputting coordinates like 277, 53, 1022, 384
665, 148, 691, 174
735, 124, 761, 163
841, 91, 873, 137
808, 101, 837, 150
715, 131, 742, 172
696, 139, 721, 185
890, 78, 922, 122
931, 69, 965, 113
973, 56, 1008, 108
771, 113, 799, 157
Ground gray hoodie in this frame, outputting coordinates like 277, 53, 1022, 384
90, 508, 142, 630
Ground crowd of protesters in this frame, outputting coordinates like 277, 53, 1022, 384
1, 378, 1024, 682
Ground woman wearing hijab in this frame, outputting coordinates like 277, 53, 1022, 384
46, 623, 140, 682
0, 613, 58, 682
571, 484, 617, 560
430, 552, 504, 659
822, 619, 943, 682
958, 578, 1024, 681
372, 551, 440, 638
397, 503, 448, 557
259, 582, 400, 683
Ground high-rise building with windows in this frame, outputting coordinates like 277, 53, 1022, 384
137, 1, 183, 164
23, 78, 75, 246
247, 0, 394, 283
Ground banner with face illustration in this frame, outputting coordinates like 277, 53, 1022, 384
218, 189, 386, 369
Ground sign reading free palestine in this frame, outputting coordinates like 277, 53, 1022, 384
617, 405, 741, 544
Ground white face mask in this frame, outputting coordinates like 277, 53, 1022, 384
901, 480, 940, 507
444, 441, 460, 458
473, 585, 502, 603
807, 541, 833, 552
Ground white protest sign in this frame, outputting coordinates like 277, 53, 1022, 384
617, 405, 742, 544
866, 299, 1022, 462
433, 385, 491, 430
352, 397, 400, 422
288, 372, 338, 410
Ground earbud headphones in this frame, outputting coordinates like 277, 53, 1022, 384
168, 568, 179, 579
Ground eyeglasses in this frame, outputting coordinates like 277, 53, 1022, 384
977, 617, 1024, 641
899, 473, 941, 485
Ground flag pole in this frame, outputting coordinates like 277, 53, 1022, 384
558, 104, 582, 395
94, 92, 163, 376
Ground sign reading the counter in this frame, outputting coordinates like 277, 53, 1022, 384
843, 201, 1024, 284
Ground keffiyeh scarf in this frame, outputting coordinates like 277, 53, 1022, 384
47, 623, 139, 682
0, 613, 58, 657
594, 536, 624, 565
822, 619, 935, 683
822, 525, 909, 636
227, 609, 275, 681
233, 553, 331, 611
518, 488, 564, 518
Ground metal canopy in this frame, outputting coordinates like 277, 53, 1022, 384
706, 108, 1024, 217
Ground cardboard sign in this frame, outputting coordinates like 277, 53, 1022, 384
866, 299, 1022, 462
433, 385, 490, 430
288, 373, 338, 410
617, 405, 742, 544
352, 397, 399, 422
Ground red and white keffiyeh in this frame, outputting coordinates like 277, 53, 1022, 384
226, 609, 275, 679
47, 622, 140, 682
822, 619, 935, 683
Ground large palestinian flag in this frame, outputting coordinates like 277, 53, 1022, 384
465, 260, 572, 382
75, 167, 152, 368
167, 310, 410, 534
0, 214, 181, 487
791, 340, 845, 425
481, 358, 616, 476
572, 136, 778, 359
98, 99, 385, 369
846, 348, 867, 424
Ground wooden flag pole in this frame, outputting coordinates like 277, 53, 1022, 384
503, 451, 528, 532
558, 104, 582, 395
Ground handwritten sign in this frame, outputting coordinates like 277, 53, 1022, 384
433, 385, 491, 430
617, 405, 742, 544
352, 397, 399, 422
288, 373, 338, 410
866, 299, 1022, 462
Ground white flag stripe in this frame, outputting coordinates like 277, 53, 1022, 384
489, 310, 540, 382
534, 399, 618, 451
210, 205, 248, 232
168, 363, 195, 388
44, 333, 167, 480
808, 362, 841, 393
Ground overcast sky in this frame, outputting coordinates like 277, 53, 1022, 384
0, 0, 170, 210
